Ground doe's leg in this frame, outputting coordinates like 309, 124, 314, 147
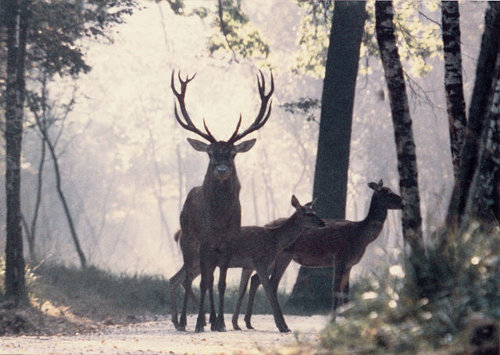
232, 268, 252, 330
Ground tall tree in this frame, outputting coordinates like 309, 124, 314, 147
446, 2, 500, 228
442, 1, 467, 179
288, 0, 367, 312
3, 0, 30, 303
461, 3, 500, 226
375, 1, 424, 255
1, 0, 136, 301
26, 74, 87, 268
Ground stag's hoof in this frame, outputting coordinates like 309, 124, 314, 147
195, 317, 205, 333
214, 317, 226, 332
179, 315, 187, 328
174, 324, 186, 331
280, 327, 291, 333
232, 322, 241, 331
245, 321, 254, 330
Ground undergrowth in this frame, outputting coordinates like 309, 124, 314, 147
1, 261, 282, 323
318, 223, 500, 354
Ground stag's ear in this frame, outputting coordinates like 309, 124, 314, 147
291, 195, 300, 208
187, 138, 210, 152
235, 138, 256, 153
368, 181, 381, 191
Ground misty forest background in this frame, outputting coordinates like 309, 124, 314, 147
1, 0, 499, 321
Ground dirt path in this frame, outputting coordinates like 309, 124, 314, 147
0, 314, 330, 354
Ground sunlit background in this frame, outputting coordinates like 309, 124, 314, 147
9, 0, 486, 291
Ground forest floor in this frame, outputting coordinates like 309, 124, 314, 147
0, 312, 329, 354
0, 264, 330, 354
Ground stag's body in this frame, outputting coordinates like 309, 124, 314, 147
172, 196, 324, 332
179, 159, 242, 332
241, 180, 402, 329
169, 70, 273, 332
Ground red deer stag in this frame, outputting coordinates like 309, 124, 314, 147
170, 70, 273, 332
171, 195, 325, 332
240, 180, 403, 329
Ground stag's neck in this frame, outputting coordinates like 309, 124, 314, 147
272, 214, 303, 251
203, 172, 240, 207
360, 194, 387, 243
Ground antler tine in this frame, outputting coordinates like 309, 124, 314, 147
202, 118, 217, 142
227, 114, 243, 143
228, 70, 274, 143
171, 70, 216, 143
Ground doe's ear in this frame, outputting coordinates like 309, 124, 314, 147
187, 138, 209, 152
291, 194, 300, 208
368, 181, 381, 191
235, 138, 256, 153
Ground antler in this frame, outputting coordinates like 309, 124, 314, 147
171, 70, 216, 143
228, 70, 274, 143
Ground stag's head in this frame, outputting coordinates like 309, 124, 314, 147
291, 195, 326, 229
171, 70, 274, 181
368, 180, 403, 210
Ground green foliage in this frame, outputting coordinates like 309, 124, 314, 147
208, 0, 270, 61
281, 97, 320, 123
27, 0, 137, 77
176, 0, 269, 62
319, 224, 500, 353
294, 0, 442, 78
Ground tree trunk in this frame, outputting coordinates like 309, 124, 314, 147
442, 1, 467, 179
447, 2, 500, 228
38, 120, 88, 269
288, 0, 367, 312
4, 0, 29, 303
375, 1, 424, 254
463, 21, 500, 226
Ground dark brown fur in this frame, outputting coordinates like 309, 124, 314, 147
171, 196, 324, 332
241, 180, 403, 328
170, 70, 274, 332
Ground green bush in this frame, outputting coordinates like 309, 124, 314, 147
319, 224, 500, 353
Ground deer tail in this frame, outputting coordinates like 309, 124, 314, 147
174, 230, 182, 243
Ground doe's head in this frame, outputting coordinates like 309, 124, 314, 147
291, 195, 326, 229
368, 179, 403, 210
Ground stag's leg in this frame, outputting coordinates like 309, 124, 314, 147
208, 281, 217, 330
214, 253, 230, 332
196, 247, 217, 333
255, 265, 290, 333
331, 260, 347, 321
232, 268, 253, 330
244, 253, 292, 329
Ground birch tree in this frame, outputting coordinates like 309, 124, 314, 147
447, 2, 500, 228
374, 0, 423, 254
442, 1, 467, 179
462, 4, 500, 226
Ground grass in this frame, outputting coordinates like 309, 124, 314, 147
0, 260, 287, 334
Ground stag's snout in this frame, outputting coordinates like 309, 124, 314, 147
214, 164, 231, 180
